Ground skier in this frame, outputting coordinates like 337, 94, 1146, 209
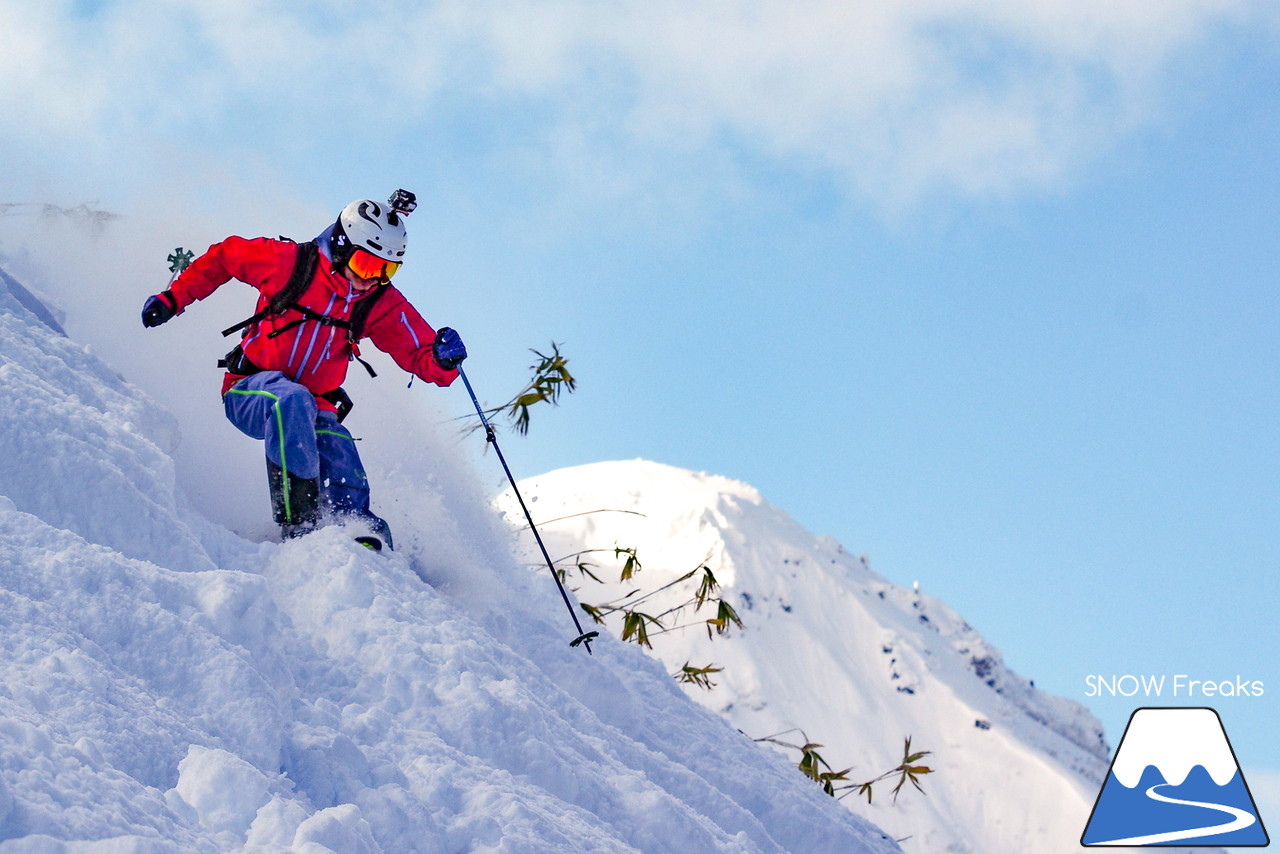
140, 190, 466, 550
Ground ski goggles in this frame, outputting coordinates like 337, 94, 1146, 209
347, 248, 401, 282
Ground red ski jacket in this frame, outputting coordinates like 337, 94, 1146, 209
168, 236, 457, 411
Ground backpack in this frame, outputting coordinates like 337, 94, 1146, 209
217, 240, 388, 421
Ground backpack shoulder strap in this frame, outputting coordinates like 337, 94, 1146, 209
347, 282, 390, 343
220, 241, 320, 338
345, 283, 391, 378
268, 241, 319, 314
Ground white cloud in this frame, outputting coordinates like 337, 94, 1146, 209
492, 0, 1267, 205
0, 0, 1274, 212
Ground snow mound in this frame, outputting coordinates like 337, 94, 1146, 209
0, 264, 899, 853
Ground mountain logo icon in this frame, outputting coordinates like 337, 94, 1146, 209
1082, 707, 1269, 847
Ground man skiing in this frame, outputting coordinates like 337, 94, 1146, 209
140, 190, 465, 550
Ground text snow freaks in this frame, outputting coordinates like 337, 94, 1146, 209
1085, 674, 1264, 699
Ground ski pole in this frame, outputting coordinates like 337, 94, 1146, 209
457, 366, 598, 654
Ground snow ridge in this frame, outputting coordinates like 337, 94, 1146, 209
512, 460, 1224, 854
0, 264, 898, 853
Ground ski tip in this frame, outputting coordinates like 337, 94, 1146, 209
354, 535, 383, 553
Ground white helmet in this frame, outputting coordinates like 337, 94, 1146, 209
335, 198, 408, 263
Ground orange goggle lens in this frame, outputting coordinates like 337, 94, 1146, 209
347, 249, 401, 282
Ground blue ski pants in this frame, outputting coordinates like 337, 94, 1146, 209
223, 371, 386, 528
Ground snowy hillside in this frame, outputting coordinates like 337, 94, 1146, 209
511, 460, 1227, 854
0, 265, 901, 853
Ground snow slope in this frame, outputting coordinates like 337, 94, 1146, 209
0, 265, 901, 853
511, 460, 1227, 854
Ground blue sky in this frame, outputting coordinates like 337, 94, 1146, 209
2, 0, 1277, 796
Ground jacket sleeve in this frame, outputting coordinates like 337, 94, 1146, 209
361, 286, 459, 387
166, 236, 295, 313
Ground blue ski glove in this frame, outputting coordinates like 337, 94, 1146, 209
141, 292, 177, 328
433, 327, 467, 370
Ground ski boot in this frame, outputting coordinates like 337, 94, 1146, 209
267, 460, 322, 540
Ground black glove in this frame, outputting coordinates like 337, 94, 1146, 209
433, 327, 467, 370
141, 292, 177, 328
